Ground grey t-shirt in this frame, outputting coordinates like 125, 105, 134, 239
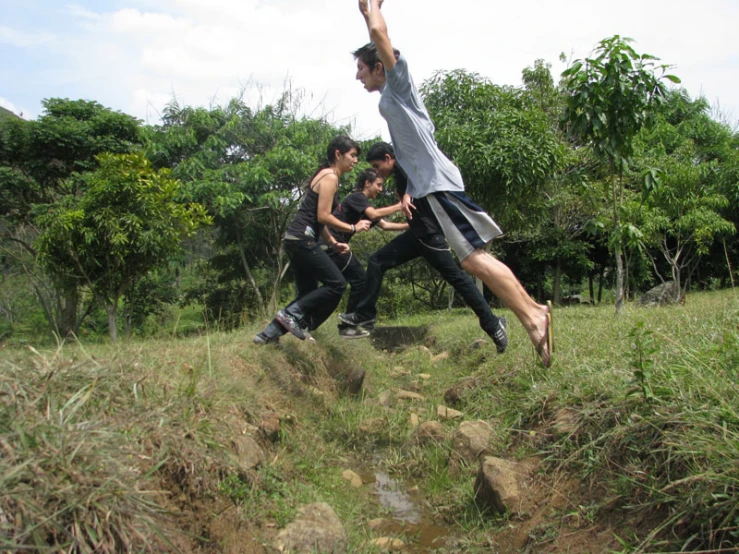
379, 54, 465, 198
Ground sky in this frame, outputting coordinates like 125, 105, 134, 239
1, 0, 738, 141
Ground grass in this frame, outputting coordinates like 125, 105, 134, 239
0, 290, 738, 552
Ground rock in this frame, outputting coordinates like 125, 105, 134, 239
358, 417, 386, 435
370, 537, 405, 551
342, 469, 363, 488
452, 420, 494, 463
467, 338, 487, 351
259, 412, 281, 442
437, 405, 464, 420
396, 389, 424, 401
367, 518, 387, 530
474, 457, 521, 515
391, 366, 411, 376
344, 366, 366, 395
413, 421, 447, 444
551, 407, 579, 436
415, 345, 432, 357
431, 351, 450, 363
443, 377, 477, 407
370, 325, 430, 351
639, 280, 684, 306
231, 434, 264, 471
275, 502, 347, 553
377, 390, 395, 407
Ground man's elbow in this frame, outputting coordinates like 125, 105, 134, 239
369, 24, 388, 41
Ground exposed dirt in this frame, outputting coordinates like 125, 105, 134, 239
145, 341, 655, 553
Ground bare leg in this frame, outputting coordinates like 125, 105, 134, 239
461, 249, 551, 366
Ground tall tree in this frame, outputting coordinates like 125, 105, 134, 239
633, 90, 737, 296
561, 35, 679, 313
36, 153, 210, 341
420, 69, 561, 232
147, 94, 353, 324
0, 99, 144, 336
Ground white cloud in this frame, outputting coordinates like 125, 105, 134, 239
4, 0, 738, 133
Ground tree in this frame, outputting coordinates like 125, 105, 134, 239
147, 93, 356, 324
561, 35, 679, 313
420, 69, 561, 232
633, 90, 737, 297
36, 152, 210, 341
0, 99, 145, 336
639, 159, 734, 298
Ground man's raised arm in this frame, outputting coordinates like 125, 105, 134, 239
358, 0, 396, 71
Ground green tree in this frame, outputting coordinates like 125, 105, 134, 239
561, 35, 679, 313
420, 69, 561, 232
639, 159, 734, 298
147, 94, 355, 324
0, 99, 145, 336
633, 90, 737, 296
36, 152, 210, 341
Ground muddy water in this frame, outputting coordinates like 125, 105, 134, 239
357, 469, 450, 552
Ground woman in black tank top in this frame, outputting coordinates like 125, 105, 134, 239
254, 136, 372, 343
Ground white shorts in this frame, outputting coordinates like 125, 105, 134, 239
425, 191, 502, 261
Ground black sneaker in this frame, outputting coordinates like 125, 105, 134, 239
339, 326, 370, 339
338, 312, 376, 327
253, 332, 279, 345
275, 309, 307, 340
492, 317, 508, 354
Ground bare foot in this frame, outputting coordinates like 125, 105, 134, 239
529, 304, 553, 368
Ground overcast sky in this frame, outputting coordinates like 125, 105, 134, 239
2, 0, 738, 140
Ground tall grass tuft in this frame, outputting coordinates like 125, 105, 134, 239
541, 299, 739, 552
0, 352, 171, 552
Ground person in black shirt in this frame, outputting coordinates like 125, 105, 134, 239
254, 136, 371, 344
339, 142, 508, 353
325, 168, 408, 338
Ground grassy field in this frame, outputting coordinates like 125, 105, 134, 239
1, 289, 737, 553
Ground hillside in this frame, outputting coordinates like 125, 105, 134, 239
0, 105, 20, 120
1, 290, 737, 553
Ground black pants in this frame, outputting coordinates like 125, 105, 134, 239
283, 238, 347, 330
327, 249, 366, 329
353, 231, 501, 339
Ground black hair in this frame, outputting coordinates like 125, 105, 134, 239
366, 141, 395, 162
308, 135, 361, 187
325, 135, 360, 166
352, 42, 400, 73
355, 168, 380, 191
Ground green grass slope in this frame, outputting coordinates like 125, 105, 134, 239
1, 290, 737, 552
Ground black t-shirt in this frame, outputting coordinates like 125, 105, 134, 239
329, 191, 374, 243
393, 163, 441, 238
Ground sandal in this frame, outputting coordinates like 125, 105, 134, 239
536, 304, 554, 368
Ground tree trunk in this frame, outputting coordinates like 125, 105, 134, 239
612, 168, 625, 314
553, 260, 562, 305
588, 274, 595, 304
107, 303, 118, 342
60, 286, 80, 338
615, 245, 625, 314
724, 238, 735, 290
237, 239, 266, 314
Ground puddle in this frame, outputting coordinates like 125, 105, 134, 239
357, 469, 450, 552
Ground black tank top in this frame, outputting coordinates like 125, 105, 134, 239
286, 172, 339, 240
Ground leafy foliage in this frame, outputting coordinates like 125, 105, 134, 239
35, 152, 210, 340
421, 69, 561, 231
